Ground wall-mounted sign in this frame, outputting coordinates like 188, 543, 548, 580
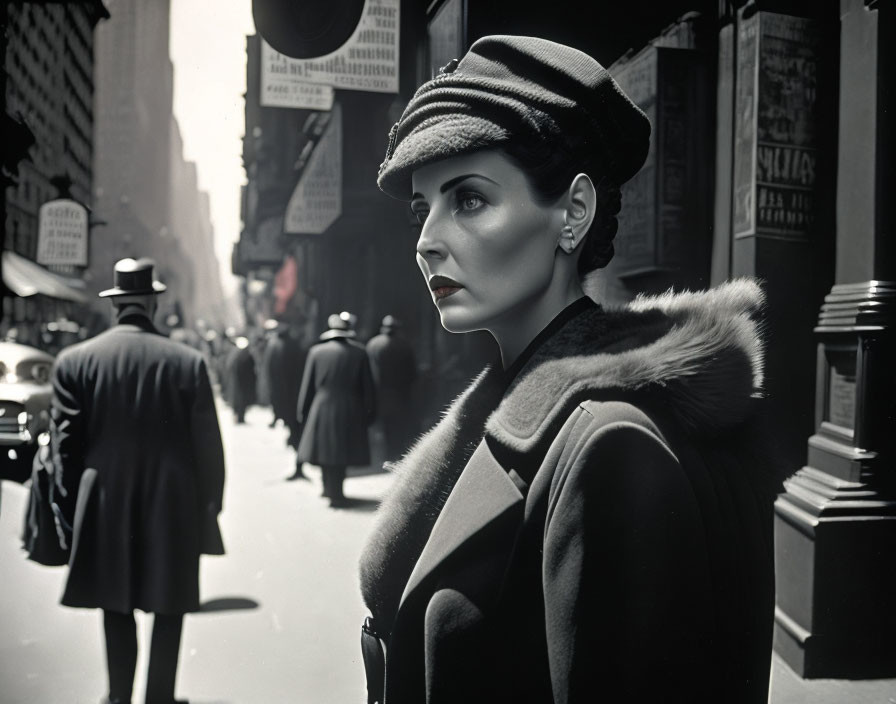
261, 43, 336, 109
284, 103, 342, 235
734, 12, 822, 240
37, 199, 89, 266
260, 0, 399, 97
240, 215, 285, 269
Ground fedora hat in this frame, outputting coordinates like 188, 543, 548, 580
320, 313, 356, 341
98, 258, 167, 298
380, 315, 402, 334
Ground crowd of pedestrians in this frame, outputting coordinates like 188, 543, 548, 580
211, 309, 418, 507
19, 257, 422, 703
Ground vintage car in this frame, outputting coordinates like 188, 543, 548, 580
0, 341, 55, 481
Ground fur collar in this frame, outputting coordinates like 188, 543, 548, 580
360, 279, 765, 626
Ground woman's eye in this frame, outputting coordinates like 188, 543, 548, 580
456, 192, 485, 212
410, 205, 429, 224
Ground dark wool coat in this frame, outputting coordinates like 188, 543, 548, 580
264, 331, 306, 426
366, 332, 418, 460
359, 281, 784, 704
51, 316, 226, 615
226, 345, 256, 414
296, 337, 376, 466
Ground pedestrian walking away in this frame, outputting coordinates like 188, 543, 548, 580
296, 313, 376, 506
49, 257, 226, 704
263, 320, 307, 450
366, 315, 418, 462
358, 35, 784, 704
225, 334, 256, 424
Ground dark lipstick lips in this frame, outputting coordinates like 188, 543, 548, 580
429, 275, 463, 300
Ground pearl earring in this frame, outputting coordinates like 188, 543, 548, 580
560, 212, 575, 252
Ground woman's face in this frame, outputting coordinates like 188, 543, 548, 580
410, 150, 562, 334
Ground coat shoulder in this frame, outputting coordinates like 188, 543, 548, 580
542, 399, 685, 510
57, 327, 205, 374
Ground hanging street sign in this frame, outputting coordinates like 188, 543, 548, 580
284, 103, 342, 235
36, 199, 89, 266
259, 0, 399, 104
261, 43, 336, 109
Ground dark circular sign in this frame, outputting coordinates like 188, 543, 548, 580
252, 0, 366, 59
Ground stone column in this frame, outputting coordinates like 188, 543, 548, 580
772, 0, 896, 678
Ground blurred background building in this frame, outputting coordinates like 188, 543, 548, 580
2, 0, 108, 345
1, 0, 230, 347
89, 0, 228, 331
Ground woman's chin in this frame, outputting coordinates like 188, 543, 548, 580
437, 308, 480, 334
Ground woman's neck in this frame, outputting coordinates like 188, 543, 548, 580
490, 279, 585, 370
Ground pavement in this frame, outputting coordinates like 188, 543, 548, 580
0, 401, 392, 704
769, 654, 896, 704
1, 398, 894, 703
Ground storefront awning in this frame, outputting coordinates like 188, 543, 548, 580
2, 250, 88, 303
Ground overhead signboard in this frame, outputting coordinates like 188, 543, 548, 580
284, 103, 342, 235
261, 43, 336, 109
240, 215, 285, 269
37, 199, 88, 266
260, 0, 399, 100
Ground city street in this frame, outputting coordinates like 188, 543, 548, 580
0, 400, 392, 704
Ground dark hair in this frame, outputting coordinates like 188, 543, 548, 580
499, 136, 622, 275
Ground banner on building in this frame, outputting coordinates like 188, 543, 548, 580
261, 45, 336, 109
37, 199, 88, 266
260, 0, 399, 100
240, 216, 284, 268
733, 12, 822, 241
284, 103, 342, 235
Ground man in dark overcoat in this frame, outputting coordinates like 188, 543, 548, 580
50, 258, 225, 704
366, 315, 418, 462
263, 321, 307, 451
225, 334, 256, 423
296, 314, 376, 507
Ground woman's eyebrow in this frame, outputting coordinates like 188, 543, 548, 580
439, 173, 498, 193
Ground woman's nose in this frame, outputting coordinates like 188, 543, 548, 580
416, 221, 447, 260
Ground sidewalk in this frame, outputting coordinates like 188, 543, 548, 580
0, 402, 393, 704
770, 654, 896, 703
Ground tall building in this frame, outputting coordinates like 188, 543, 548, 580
169, 116, 227, 326
4, 1, 108, 257
0, 0, 109, 344
89, 0, 224, 328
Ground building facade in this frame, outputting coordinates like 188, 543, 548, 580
2, 1, 109, 344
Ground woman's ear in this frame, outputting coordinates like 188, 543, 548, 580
558, 173, 596, 253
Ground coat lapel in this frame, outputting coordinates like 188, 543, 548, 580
396, 439, 523, 616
